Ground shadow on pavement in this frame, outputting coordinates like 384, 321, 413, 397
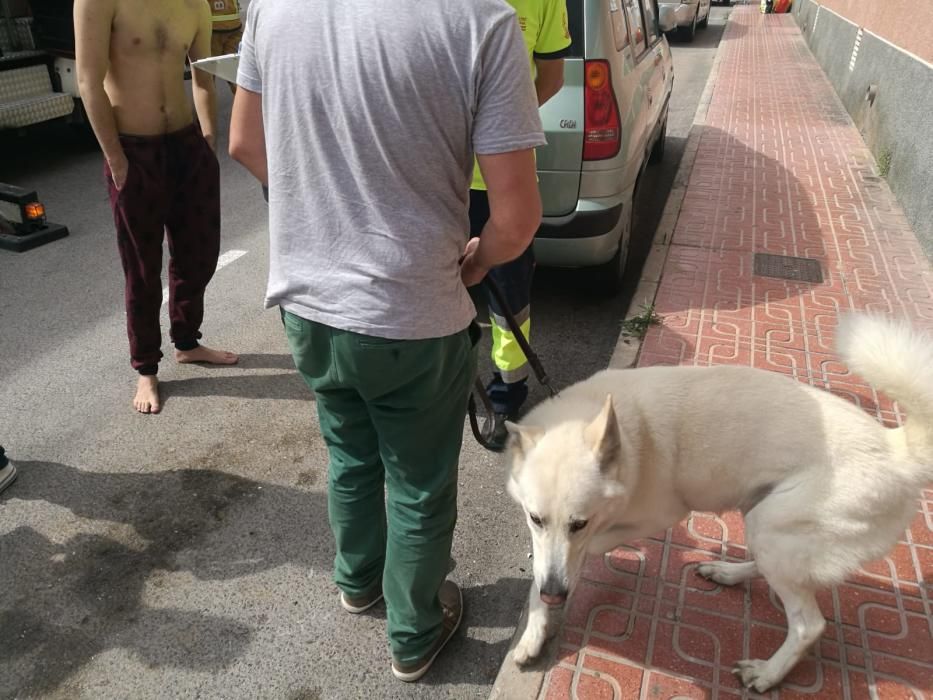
636, 124, 824, 364
160, 371, 312, 404
1, 460, 331, 696
1, 459, 533, 695
233, 353, 298, 370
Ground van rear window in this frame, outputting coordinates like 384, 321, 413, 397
567, 2, 584, 58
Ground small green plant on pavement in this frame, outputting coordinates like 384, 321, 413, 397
621, 302, 662, 339
877, 150, 892, 178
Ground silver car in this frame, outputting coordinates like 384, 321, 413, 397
533, 0, 675, 294
658, 0, 711, 41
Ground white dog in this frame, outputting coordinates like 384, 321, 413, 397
505, 314, 932, 692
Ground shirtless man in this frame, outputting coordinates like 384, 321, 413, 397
75, 0, 237, 414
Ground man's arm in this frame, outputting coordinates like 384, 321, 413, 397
534, 58, 564, 106
188, 2, 218, 149
461, 148, 541, 287
74, 0, 126, 187
229, 87, 267, 186
533, 0, 571, 106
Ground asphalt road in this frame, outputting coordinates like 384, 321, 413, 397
0, 9, 730, 699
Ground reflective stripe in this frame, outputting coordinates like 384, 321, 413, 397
490, 305, 530, 329
490, 314, 531, 383
212, 12, 240, 22
499, 364, 530, 384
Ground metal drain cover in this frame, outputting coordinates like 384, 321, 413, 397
753, 253, 823, 283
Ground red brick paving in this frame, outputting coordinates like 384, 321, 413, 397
540, 7, 932, 699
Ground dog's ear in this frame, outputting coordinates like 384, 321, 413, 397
584, 394, 621, 471
505, 421, 543, 462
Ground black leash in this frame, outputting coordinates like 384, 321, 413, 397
468, 276, 554, 452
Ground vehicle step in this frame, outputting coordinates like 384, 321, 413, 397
0, 62, 73, 127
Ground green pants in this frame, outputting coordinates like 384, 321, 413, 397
282, 310, 476, 663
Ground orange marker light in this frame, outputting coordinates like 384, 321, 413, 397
586, 62, 608, 90
24, 202, 45, 220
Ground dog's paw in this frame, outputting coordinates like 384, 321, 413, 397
513, 631, 545, 666
733, 659, 780, 692
697, 561, 745, 586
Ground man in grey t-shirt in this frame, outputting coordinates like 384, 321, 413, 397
230, 0, 543, 681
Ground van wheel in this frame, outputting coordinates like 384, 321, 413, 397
590, 200, 635, 297
679, 8, 698, 41
649, 118, 667, 165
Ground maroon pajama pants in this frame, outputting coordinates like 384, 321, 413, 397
104, 123, 221, 375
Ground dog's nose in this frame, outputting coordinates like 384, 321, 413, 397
540, 591, 567, 607
540, 576, 568, 606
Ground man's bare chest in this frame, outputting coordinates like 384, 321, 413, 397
111, 0, 201, 59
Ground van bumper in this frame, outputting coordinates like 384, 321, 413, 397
533, 197, 625, 268
659, 2, 696, 27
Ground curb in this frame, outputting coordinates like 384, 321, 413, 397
609, 16, 728, 370
487, 12, 732, 700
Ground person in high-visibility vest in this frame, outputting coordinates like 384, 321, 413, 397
207, 0, 243, 92
469, 0, 571, 447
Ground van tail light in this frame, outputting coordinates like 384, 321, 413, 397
583, 60, 621, 161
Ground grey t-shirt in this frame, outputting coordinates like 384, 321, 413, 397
237, 0, 545, 339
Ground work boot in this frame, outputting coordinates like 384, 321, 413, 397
486, 374, 529, 449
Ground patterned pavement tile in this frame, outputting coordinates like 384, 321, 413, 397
540, 6, 931, 699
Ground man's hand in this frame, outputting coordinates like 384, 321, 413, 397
204, 132, 217, 152
460, 237, 489, 287
109, 152, 129, 190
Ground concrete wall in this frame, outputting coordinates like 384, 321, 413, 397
794, 0, 933, 260
813, 0, 933, 64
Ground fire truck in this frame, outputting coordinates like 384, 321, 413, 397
1, 0, 82, 250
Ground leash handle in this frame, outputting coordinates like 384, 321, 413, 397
468, 378, 506, 452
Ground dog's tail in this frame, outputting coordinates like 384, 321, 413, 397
837, 313, 933, 462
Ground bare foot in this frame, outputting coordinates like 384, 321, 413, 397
134, 375, 161, 414
174, 344, 239, 365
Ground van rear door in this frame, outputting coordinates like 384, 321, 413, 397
535, 2, 584, 217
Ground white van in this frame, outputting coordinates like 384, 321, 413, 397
533, 0, 676, 294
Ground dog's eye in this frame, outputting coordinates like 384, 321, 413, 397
529, 513, 543, 527
569, 519, 588, 533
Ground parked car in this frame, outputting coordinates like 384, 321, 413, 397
658, 0, 711, 42
532, 0, 675, 295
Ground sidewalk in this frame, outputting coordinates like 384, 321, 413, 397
526, 6, 932, 699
